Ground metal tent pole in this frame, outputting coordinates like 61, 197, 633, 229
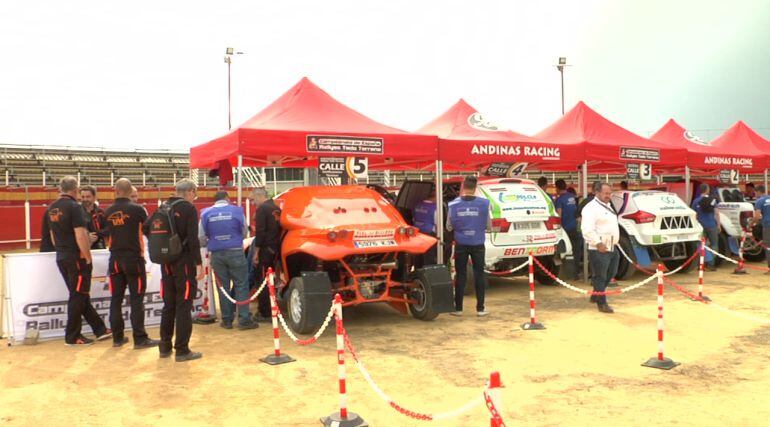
582, 161, 589, 282
435, 160, 444, 264
685, 166, 691, 203
237, 155, 243, 207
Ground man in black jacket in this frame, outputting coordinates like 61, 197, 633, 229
80, 185, 107, 249
105, 178, 160, 349
144, 178, 204, 362
249, 188, 281, 319
48, 176, 111, 345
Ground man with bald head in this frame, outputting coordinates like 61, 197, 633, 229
130, 186, 139, 204
104, 178, 159, 349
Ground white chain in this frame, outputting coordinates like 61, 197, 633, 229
216, 276, 268, 305
535, 257, 659, 295
275, 300, 336, 344
349, 345, 485, 421
614, 243, 694, 277
485, 259, 530, 275
704, 245, 740, 265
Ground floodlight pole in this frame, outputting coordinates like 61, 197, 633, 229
227, 57, 232, 131
559, 67, 565, 115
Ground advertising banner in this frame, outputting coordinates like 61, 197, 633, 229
306, 135, 384, 155
619, 147, 660, 162
2, 249, 215, 343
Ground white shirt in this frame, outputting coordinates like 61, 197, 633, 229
581, 198, 620, 250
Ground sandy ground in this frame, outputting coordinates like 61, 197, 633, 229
1, 261, 770, 426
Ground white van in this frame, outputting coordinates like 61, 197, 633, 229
611, 190, 703, 279
396, 177, 571, 285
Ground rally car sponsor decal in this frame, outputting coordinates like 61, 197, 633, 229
353, 229, 395, 240
503, 246, 556, 257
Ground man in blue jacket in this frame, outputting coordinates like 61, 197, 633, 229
199, 191, 258, 330
413, 191, 438, 265
753, 185, 770, 272
691, 184, 719, 272
447, 176, 491, 317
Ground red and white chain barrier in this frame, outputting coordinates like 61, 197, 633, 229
642, 265, 679, 369
697, 238, 710, 301
343, 325, 504, 423
702, 243, 768, 272
735, 233, 748, 273
522, 255, 544, 330
486, 260, 531, 277
259, 268, 296, 365
215, 273, 268, 305
532, 256, 660, 296
193, 253, 216, 323
275, 296, 336, 346
615, 243, 700, 277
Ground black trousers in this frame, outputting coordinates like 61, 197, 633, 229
56, 258, 107, 343
109, 256, 149, 343
454, 244, 487, 312
159, 258, 197, 354
254, 248, 278, 318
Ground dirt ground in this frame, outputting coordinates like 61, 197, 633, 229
1, 261, 770, 427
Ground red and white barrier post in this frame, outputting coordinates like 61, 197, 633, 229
322, 294, 367, 427
260, 268, 295, 365
486, 372, 505, 427
693, 237, 711, 302
193, 252, 217, 324
734, 232, 747, 274
642, 264, 680, 370
521, 254, 545, 330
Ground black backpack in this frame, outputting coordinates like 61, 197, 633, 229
147, 199, 185, 264
699, 195, 717, 213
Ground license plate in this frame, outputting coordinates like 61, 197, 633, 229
513, 221, 540, 231
354, 240, 396, 248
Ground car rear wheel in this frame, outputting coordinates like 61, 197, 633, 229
285, 273, 332, 335
614, 236, 637, 280
742, 231, 765, 262
533, 256, 560, 286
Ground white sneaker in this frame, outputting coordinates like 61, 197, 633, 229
477, 311, 489, 317
449, 311, 463, 317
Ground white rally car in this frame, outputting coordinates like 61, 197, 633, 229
396, 177, 571, 285
611, 190, 703, 279
710, 187, 763, 262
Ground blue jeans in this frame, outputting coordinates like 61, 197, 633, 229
703, 227, 719, 267
588, 249, 619, 305
454, 244, 486, 312
210, 249, 250, 325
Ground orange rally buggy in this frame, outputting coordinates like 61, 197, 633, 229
272, 185, 454, 333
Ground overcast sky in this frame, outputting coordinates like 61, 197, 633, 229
1, 0, 768, 151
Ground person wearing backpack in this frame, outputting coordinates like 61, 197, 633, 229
199, 191, 257, 330
144, 179, 204, 362
691, 183, 720, 272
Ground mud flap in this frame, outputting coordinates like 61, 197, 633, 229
414, 265, 454, 314
632, 241, 653, 268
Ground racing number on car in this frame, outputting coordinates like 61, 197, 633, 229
508, 162, 528, 177
345, 157, 368, 179
730, 169, 740, 184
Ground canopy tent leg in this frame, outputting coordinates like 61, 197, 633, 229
765, 169, 768, 191
685, 166, 691, 203
237, 154, 243, 208
436, 160, 444, 265
582, 161, 589, 282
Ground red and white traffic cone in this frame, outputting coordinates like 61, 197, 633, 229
260, 268, 295, 365
733, 232, 748, 274
487, 372, 505, 427
322, 294, 367, 427
693, 237, 711, 302
642, 264, 680, 370
521, 254, 545, 330
193, 252, 217, 324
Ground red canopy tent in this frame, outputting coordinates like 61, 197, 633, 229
190, 77, 438, 172
419, 99, 584, 171
535, 101, 688, 173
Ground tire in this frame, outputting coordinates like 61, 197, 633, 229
533, 256, 560, 286
742, 229, 765, 262
662, 241, 698, 273
614, 235, 637, 280
285, 273, 332, 335
409, 277, 438, 320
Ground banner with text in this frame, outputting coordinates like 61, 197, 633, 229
2, 249, 215, 342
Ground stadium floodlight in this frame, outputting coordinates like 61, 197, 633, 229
225, 47, 234, 55
555, 57, 570, 115
558, 57, 567, 65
